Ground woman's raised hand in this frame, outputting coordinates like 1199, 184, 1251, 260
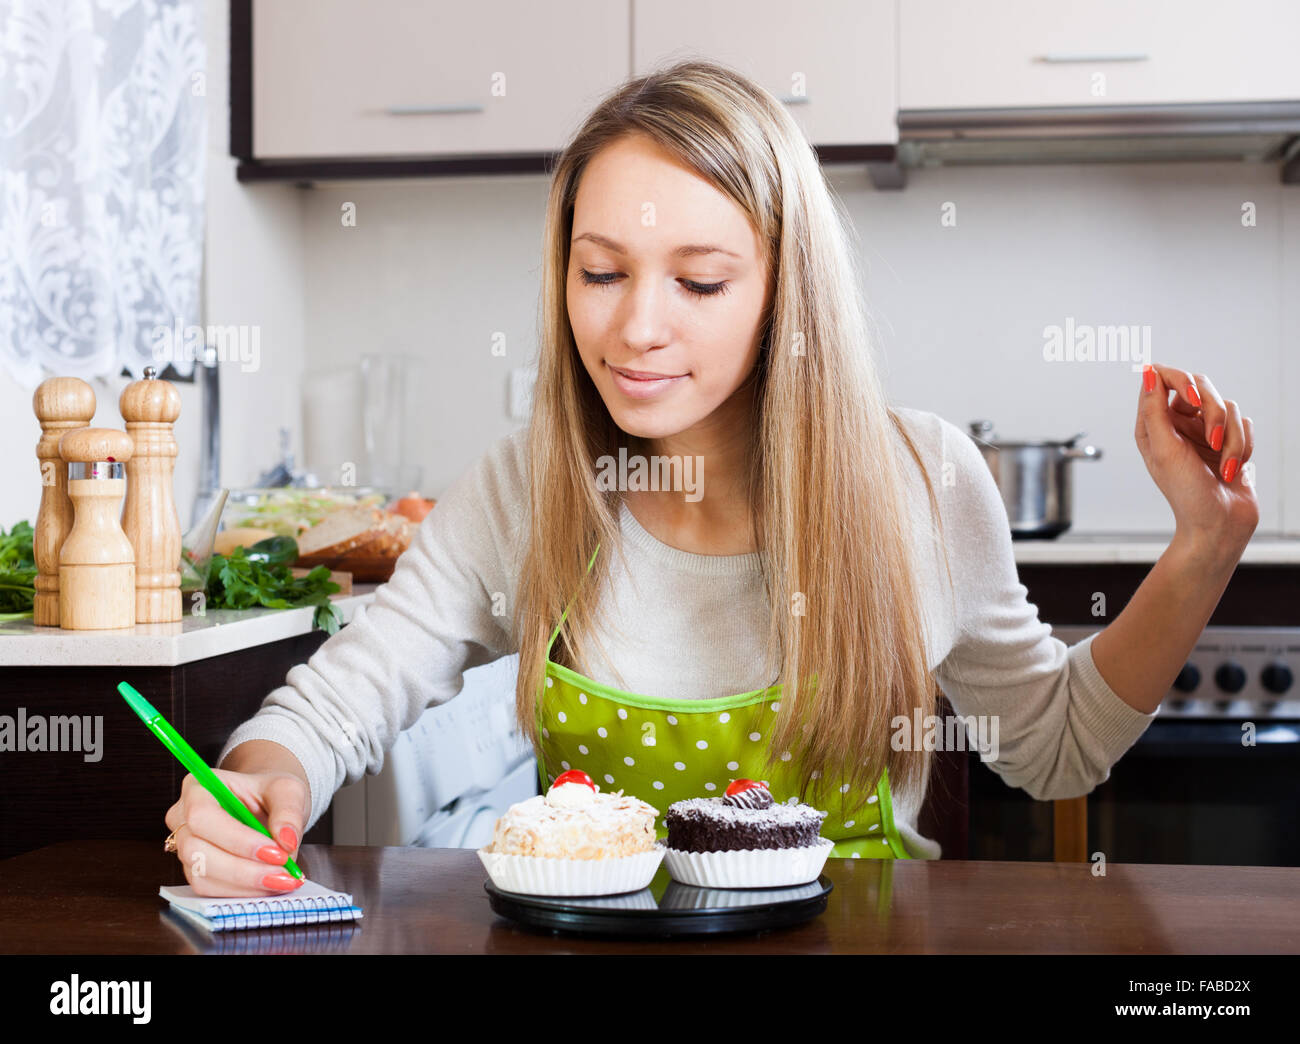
1135, 362, 1259, 554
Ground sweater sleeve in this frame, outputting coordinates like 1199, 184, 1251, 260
925, 414, 1159, 802
217, 429, 528, 831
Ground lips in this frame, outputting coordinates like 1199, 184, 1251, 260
609, 365, 686, 380
606, 362, 688, 400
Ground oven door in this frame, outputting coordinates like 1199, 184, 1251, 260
1089, 719, 1300, 867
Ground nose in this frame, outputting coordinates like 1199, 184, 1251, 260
619, 274, 672, 354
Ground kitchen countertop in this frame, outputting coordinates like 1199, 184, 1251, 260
1012, 531, 1300, 565
0, 585, 378, 667
5, 529, 1291, 667
2, 841, 1296, 954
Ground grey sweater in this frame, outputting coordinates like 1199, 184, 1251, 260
219, 406, 1158, 858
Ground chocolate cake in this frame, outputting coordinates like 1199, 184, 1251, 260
665, 780, 827, 852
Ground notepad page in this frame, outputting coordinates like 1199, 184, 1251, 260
159, 879, 356, 914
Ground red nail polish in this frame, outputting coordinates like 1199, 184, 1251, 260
256, 845, 289, 865
1210, 424, 1224, 451
1223, 458, 1239, 483
279, 826, 297, 851
1142, 365, 1155, 393
262, 873, 300, 891
1186, 384, 1202, 407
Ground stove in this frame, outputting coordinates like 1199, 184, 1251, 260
967, 624, 1300, 866
1052, 624, 1300, 720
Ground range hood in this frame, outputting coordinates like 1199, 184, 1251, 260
895, 101, 1300, 181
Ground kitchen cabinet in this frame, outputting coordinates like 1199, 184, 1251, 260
899, 0, 1300, 110
633, 0, 898, 146
233, 0, 898, 181
248, 0, 630, 160
0, 590, 375, 860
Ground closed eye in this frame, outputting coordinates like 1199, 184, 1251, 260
577, 268, 730, 298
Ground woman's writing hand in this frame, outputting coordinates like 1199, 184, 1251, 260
164, 767, 309, 897
1135, 363, 1259, 554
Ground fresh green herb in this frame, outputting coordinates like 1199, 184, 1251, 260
206, 546, 342, 634
244, 535, 299, 568
0, 520, 36, 616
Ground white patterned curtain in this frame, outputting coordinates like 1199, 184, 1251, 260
0, 0, 206, 388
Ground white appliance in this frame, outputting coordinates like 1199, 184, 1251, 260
331, 654, 538, 847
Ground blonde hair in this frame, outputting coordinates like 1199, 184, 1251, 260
513, 59, 950, 814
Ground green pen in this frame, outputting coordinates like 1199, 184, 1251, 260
118, 681, 303, 881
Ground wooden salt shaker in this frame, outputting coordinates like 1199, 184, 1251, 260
120, 366, 182, 623
32, 378, 96, 626
57, 428, 136, 630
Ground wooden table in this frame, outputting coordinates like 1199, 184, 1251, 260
2, 841, 1296, 954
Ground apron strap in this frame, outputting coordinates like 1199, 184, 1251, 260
539, 544, 602, 791
545, 544, 602, 658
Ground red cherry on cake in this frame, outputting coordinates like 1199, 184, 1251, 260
552, 769, 597, 791
724, 778, 769, 797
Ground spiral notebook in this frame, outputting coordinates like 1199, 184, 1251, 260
159, 880, 363, 933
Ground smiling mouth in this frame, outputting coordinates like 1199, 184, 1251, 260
608, 364, 687, 381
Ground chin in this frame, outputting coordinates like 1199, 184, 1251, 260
603, 402, 690, 442
608, 413, 678, 441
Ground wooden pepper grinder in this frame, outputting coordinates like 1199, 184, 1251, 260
57, 427, 136, 630
32, 377, 97, 626
120, 366, 182, 623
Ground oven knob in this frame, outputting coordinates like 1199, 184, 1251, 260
1214, 662, 1247, 694
1172, 663, 1201, 693
1260, 663, 1293, 695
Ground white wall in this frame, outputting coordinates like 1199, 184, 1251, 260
837, 160, 1295, 535
299, 176, 547, 495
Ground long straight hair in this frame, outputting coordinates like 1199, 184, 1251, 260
513, 59, 950, 813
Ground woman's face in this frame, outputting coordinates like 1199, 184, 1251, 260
567, 133, 772, 443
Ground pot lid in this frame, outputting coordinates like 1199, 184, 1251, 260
968, 419, 1089, 449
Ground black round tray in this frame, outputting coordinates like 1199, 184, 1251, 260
484, 867, 832, 938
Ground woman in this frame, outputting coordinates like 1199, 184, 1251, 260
166, 60, 1258, 895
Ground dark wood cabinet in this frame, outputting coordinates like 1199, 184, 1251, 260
0, 632, 335, 860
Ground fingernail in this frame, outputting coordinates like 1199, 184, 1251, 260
1210, 424, 1224, 451
278, 826, 298, 851
1142, 365, 1155, 393
256, 845, 289, 865
262, 873, 301, 891
1186, 384, 1202, 407
1223, 457, 1239, 483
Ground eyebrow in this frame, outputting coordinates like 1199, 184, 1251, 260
572, 231, 742, 259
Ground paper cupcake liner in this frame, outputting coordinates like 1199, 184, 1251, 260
477, 844, 665, 897
662, 837, 834, 889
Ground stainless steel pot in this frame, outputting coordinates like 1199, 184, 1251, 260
967, 420, 1102, 539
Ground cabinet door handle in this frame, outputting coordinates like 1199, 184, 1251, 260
384, 103, 486, 116
777, 94, 810, 105
1035, 53, 1150, 64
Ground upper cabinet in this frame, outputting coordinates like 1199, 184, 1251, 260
235, 0, 1300, 181
249, 0, 630, 159
633, 0, 897, 146
899, 0, 1300, 110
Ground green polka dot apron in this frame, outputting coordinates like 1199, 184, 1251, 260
535, 545, 910, 860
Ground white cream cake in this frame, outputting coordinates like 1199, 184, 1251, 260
485, 773, 659, 860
